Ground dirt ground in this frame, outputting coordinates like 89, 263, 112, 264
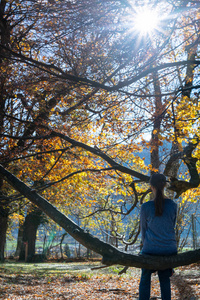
0, 261, 199, 299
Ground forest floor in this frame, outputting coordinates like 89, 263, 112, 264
0, 260, 199, 299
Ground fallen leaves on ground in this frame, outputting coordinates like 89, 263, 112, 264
0, 263, 199, 299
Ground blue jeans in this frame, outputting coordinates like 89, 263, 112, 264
139, 268, 172, 300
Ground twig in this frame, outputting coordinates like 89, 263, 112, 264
91, 265, 111, 270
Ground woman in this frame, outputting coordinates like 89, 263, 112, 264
139, 173, 177, 300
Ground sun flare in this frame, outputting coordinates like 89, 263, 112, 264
134, 8, 160, 35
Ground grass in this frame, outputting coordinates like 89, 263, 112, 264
0, 261, 142, 299
0, 260, 139, 278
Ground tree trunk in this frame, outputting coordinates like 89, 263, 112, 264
0, 207, 9, 262
19, 208, 43, 262
15, 221, 24, 257
0, 164, 200, 269
0, 0, 11, 263
150, 70, 163, 172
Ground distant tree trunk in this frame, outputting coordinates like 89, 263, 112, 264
60, 232, 67, 259
19, 207, 43, 262
0, 1, 11, 263
0, 207, 9, 262
15, 221, 24, 258
150, 70, 164, 172
0, 177, 9, 262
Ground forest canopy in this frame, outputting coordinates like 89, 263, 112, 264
0, 0, 199, 266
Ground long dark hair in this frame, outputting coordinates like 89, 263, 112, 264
150, 173, 166, 216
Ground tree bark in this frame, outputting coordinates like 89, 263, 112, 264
150, 70, 163, 172
0, 0, 10, 263
0, 207, 8, 262
15, 221, 24, 258
0, 164, 200, 269
18, 208, 43, 262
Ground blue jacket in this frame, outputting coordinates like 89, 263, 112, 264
140, 198, 177, 255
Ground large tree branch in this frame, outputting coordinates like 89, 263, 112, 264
48, 130, 200, 197
0, 164, 200, 269
1, 127, 199, 196
0, 130, 150, 182
164, 139, 200, 198
50, 131, 150, 182
1, 44, 200, 91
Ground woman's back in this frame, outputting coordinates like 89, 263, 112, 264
140, 198, 177, 255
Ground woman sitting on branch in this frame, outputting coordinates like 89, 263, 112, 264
139, 173, 177, 300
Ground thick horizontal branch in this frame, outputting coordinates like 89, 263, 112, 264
102, 249, 200, 270
1, 44, 200, 91
50, 131, 150, 182
114, 60, 200, 90
3, 125, 199, 196
0, 129, 149, 182
0, 164, 200, 270
50, 130, 200, 197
